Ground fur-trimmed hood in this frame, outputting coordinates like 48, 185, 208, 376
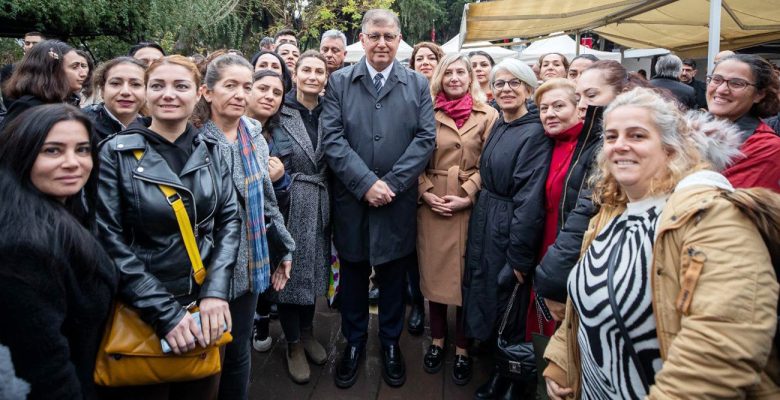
684, 110, 743, 172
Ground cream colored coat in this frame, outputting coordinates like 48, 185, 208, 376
417, 102, 498, 306
543, 176, 779, 399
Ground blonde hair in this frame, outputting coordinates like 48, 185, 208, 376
429, 54, 486, 105
592, 87, 707, 206
533, 78, 576, 106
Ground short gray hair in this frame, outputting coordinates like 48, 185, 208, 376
654, 54, 683, 79
490, 58, 539, 89
321, 30, 347, 48
361, 9, 401, 34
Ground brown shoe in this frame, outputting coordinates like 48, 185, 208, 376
286, 341, 310, 384
301, 328, 327, 365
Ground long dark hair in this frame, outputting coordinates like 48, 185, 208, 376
250, 50, 293, 93
251, 69, 286, 141
0, 104, 100, 224
2, 39, 74, 102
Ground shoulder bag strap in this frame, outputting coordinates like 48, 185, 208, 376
132, 150, 206, 285
606, 228, 651, 393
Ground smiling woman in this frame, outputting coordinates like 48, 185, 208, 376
0, 104, 117, 399
95, 55, 243, 399
83, 57, 148, 139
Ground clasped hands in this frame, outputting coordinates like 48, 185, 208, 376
364, 180, 396, 207
164, 297, 231, 355
421, 192, 472, 217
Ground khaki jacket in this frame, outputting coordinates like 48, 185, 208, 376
417, 102, 498, 305
543, 174, 779, 399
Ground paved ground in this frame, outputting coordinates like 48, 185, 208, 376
248, 298, 495, 400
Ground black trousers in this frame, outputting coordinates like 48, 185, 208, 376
218, 290, 259, 400
278, 303, 315, 343
405, 252, 423, 306
340, 253, 413, 347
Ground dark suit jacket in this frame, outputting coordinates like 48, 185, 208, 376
321, 58, 436, 265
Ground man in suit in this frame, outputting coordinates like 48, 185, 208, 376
321, 8, 436, 389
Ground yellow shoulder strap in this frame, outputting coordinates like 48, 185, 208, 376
132, 150, 206, 285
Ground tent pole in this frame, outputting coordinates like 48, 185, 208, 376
575, 31, 581, 56
707, 0, 722, 74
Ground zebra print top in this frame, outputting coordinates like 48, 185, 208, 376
568, 195, 667, 399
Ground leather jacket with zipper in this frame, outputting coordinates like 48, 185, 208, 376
95, 126, 241, 337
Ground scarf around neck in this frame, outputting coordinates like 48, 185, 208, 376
236, 119, 272, 293
435, 92, 474, 128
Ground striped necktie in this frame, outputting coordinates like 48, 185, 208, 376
373, 73, 383, 93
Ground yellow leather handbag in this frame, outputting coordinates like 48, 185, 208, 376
93, 150, 233, 387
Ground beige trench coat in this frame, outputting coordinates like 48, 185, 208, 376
417, 102, 499, 306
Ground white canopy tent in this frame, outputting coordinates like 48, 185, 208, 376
343, 39, 414, 64
518, 34, 622, 64
441, 34, 519, 61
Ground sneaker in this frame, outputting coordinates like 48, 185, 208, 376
252, 317, 272, 352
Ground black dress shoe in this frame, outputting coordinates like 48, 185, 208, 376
382, 344, 406, 387
423, 344, 444, 374
368, 286, 380, 305
335, 345, 362, 389
452, 354, 472, 386
474, 369, 508, 399
407, 304, 424, 336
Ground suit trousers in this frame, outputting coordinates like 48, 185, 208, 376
340, 253, 413, 347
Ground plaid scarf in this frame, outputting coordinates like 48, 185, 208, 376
237, 119, 272, 293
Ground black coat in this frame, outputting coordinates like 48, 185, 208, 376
650, 76, 697, 110
534, 106, 604, 303
686, 78, 707, 110
0, 94, 45, 132
0, 171, 117, 399
462, 111, 552, 341
95, 127, 241, 337
82, 103, 143, 140
321, 58, 436, 265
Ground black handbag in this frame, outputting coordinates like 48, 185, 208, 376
495, 282, 538, 383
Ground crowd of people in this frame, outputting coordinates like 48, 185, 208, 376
0, 7, 779, 400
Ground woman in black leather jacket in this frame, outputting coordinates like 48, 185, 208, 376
95, 55, 241, 398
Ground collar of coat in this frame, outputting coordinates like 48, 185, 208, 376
350, 57, 409, 86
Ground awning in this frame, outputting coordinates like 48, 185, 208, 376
462, 0, 780, 57
441, 34, 519, 62
518, 34, 622, 64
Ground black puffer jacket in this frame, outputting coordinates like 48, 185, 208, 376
462, 111, 552, 341
534, 106, 604, 303
95, 125, 241, 337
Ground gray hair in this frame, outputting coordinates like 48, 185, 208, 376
490, 58, 539, 89
654, 54, 683, 79
321, 30, 347, 48
361, 9, 401, 34
204, 54, 253, 90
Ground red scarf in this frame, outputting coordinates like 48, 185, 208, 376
435, 92, 473, 128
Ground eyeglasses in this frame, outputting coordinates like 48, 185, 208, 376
706, 74, 756, 91
365, 33, 398, 43
492, 79, 524, 90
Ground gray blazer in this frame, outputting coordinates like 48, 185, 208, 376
321, 59, 436, 265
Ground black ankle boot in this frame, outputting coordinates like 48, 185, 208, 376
474, 370, 508, 399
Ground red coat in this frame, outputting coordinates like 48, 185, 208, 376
723, 122, 780, 193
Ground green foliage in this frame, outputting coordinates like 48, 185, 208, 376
394, 0, 445, 44
0, 38, 22, 65
1, 0, 472, 58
